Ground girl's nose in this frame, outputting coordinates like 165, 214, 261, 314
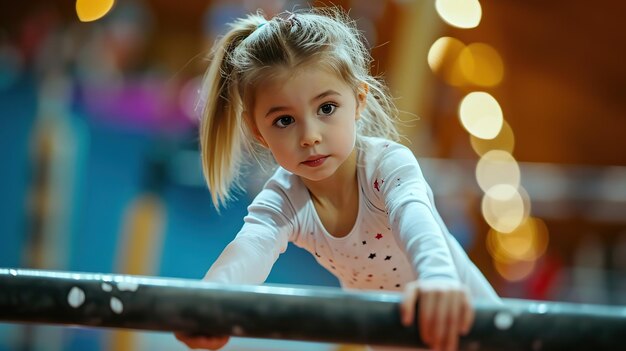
300, 121, 322, 147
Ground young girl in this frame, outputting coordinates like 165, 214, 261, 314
176, 7, 500, 351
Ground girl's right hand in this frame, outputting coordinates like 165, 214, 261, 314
400, 279, 474, 351
174, 332, 230, 350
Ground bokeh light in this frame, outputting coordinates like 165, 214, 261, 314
476, 150, 520, 192
487, 217, 549, 262
493, 257, 536, 282
76, 0, 116, 22
459, 43, 504, 87
427, 36, 468, 86
470, 119, 515, 156
435, 0, 482, 29
459, 91, 503, 139
481, 184, 528, 233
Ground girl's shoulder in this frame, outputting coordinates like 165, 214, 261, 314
249, 166, 309, 213
264, 166, 304, 193
358, 135, 397, 151
242, 167, 309, 235
357, 136, 419, 209
357, 136, 417, 172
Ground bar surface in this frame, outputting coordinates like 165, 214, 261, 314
1, 268, 625, 350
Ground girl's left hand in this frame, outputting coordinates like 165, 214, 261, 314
400, 279, 474, 351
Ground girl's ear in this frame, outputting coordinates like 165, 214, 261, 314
356, 82, 369, 119
243, 111, 269, 148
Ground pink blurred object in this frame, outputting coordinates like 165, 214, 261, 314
82, 78, 197, 133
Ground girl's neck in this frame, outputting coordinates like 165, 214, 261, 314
301, 147, 358, 208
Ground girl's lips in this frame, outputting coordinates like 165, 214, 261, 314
302, 156, 328, 167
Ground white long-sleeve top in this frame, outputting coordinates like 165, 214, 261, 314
205, 136, 499, 304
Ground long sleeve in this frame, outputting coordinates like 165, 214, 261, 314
203, 179, 296, 285
372, 144, 459, 282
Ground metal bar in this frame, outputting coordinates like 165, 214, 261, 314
0, 268, 625, 350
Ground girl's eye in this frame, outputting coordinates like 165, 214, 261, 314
318, 103, 337, 116
274, 116, 295, 128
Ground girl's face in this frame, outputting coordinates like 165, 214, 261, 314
250, 64, 366, 182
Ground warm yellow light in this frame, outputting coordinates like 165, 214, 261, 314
493, 257, 535, 282
428, 37, 459, 72
459, 43, 504, 87
518, 185, 532, 221
481, 184, 527, 233
427, 37, 468, 86
475, 150, 520, 192
76, 0, 115, 22
488, 227, 532, 262
470, 119, 515, 156
487, 217, 549, 262
459, 92, 503, 139
435, 0, 482, 29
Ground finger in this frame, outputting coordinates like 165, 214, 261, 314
173, 333, 230, 350
432, 291, 448, 351
461, 295, 475, 335
192, 336, 230, 350
174, 332, 200, 345
419, 291, 437, 347
205, 336, 230, 350
174, 332, 185, 342
401, 283, 419, 326
443, 293, 461, 351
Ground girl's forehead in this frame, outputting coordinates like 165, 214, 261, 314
263, 63, 334, 83
254, 63, 351, 94
245, 63, 355, 114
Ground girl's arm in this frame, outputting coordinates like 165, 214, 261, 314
373, 142, 475, 351
176, 184, 295, 350
376, 143, 500, 300
204, 181, 296, 285
204, 219, 291, 285
389, 200, 459, 282
373, 144, 459, 282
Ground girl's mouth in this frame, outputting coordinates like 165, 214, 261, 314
302, 156, 328, 167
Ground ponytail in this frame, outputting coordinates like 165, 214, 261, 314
199, 14, 266, 209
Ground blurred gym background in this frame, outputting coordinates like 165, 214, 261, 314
1, 0, 625, 350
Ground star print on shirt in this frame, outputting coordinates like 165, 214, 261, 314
375, 233, 383, 240
385, 255, 392, 260
362, 240, 367, 245
374, 179, 380, 192
369, 253, 376, 259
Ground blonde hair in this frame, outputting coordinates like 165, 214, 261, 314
199, 7, 400, 209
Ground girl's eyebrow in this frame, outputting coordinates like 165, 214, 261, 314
264, 90, 341, 118
313, 89, 341, 102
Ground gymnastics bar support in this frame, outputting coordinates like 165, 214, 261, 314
0, 268, 624, 351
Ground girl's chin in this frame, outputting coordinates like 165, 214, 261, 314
296, 168, 335, 182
